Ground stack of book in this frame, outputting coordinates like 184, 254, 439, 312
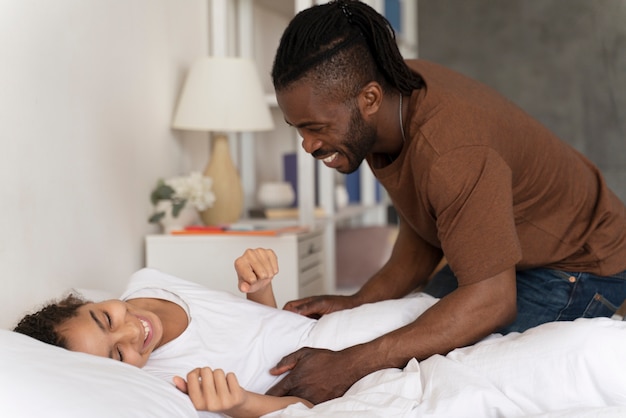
169, 225, 310, 236
248, 207, 326, 220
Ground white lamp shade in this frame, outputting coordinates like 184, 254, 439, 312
172, 57, 274, 132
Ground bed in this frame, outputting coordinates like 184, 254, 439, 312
3, 296, 626, 417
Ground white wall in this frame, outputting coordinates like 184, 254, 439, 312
0, 0, 209, 329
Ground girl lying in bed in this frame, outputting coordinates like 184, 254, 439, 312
13, 248, 439, 418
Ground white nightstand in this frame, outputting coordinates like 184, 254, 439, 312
145, 229, 325, 308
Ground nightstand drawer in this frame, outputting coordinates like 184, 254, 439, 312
299, 263, 323, 286
300, 250, 322, 272
299, 270, 324, 296
298, 233, 323, 258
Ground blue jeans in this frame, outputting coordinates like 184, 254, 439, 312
424, 265, 626, 334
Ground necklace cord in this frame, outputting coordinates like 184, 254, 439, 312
399, 94, 406, 143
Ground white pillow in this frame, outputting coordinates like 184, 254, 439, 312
0, 329, 197, 418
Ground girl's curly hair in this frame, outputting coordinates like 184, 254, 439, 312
13, 294, 87, 349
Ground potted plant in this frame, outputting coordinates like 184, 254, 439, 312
149, 172, 215, 232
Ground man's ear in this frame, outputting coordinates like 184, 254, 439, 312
358, 81, 383, 117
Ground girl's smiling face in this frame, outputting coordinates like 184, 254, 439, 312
58, 299, 164, 368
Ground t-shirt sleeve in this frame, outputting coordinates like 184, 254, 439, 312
427, 146, 522, 283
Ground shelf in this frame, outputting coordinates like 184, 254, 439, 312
239, 203, 387, 227
322, 203, 386, 223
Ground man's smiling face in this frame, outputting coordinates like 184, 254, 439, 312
277, 79, 377, 174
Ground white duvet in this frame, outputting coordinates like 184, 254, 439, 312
5, 282, 626, 418
113, 269, 626, 417
267, 317, 626, 418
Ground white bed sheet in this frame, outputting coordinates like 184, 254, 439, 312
268, 318, 626, 418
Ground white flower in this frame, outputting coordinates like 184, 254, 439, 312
165, 172, 216, 211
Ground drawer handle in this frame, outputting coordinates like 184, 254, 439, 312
308, 243, 315, 254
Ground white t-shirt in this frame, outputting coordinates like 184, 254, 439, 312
121, 268, 438, 395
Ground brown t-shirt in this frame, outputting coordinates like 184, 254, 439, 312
369, 60, 626, 284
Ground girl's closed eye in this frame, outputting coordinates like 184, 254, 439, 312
104, 312, 123, 361
104, 311, 113, 328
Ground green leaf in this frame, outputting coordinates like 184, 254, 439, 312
148, 211, 166, 223
150, 180, 176, 205
171, 199, 187, 217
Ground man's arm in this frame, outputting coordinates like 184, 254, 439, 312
353, 218, 443, 304
283, 219, 443, 316
268, 266, 517, 404
352, 266, 517, 369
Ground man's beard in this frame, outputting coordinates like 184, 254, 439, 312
339, 106, 377, 174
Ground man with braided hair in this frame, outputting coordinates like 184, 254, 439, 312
267, 0, 626, 404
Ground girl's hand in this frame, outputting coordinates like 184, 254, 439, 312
174, 367, 248, 414
234, 248, 278, 295
175, 367, 313, 417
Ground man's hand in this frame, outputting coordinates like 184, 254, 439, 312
282, 294, 360, 318
266, 347, 360, 404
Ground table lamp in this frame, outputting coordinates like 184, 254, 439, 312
172, 56, 274, 226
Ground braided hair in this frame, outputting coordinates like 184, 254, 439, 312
13, 294, 86, 349
271, 0, 423, 100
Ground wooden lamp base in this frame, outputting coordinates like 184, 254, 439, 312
200, 134, 243, 226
